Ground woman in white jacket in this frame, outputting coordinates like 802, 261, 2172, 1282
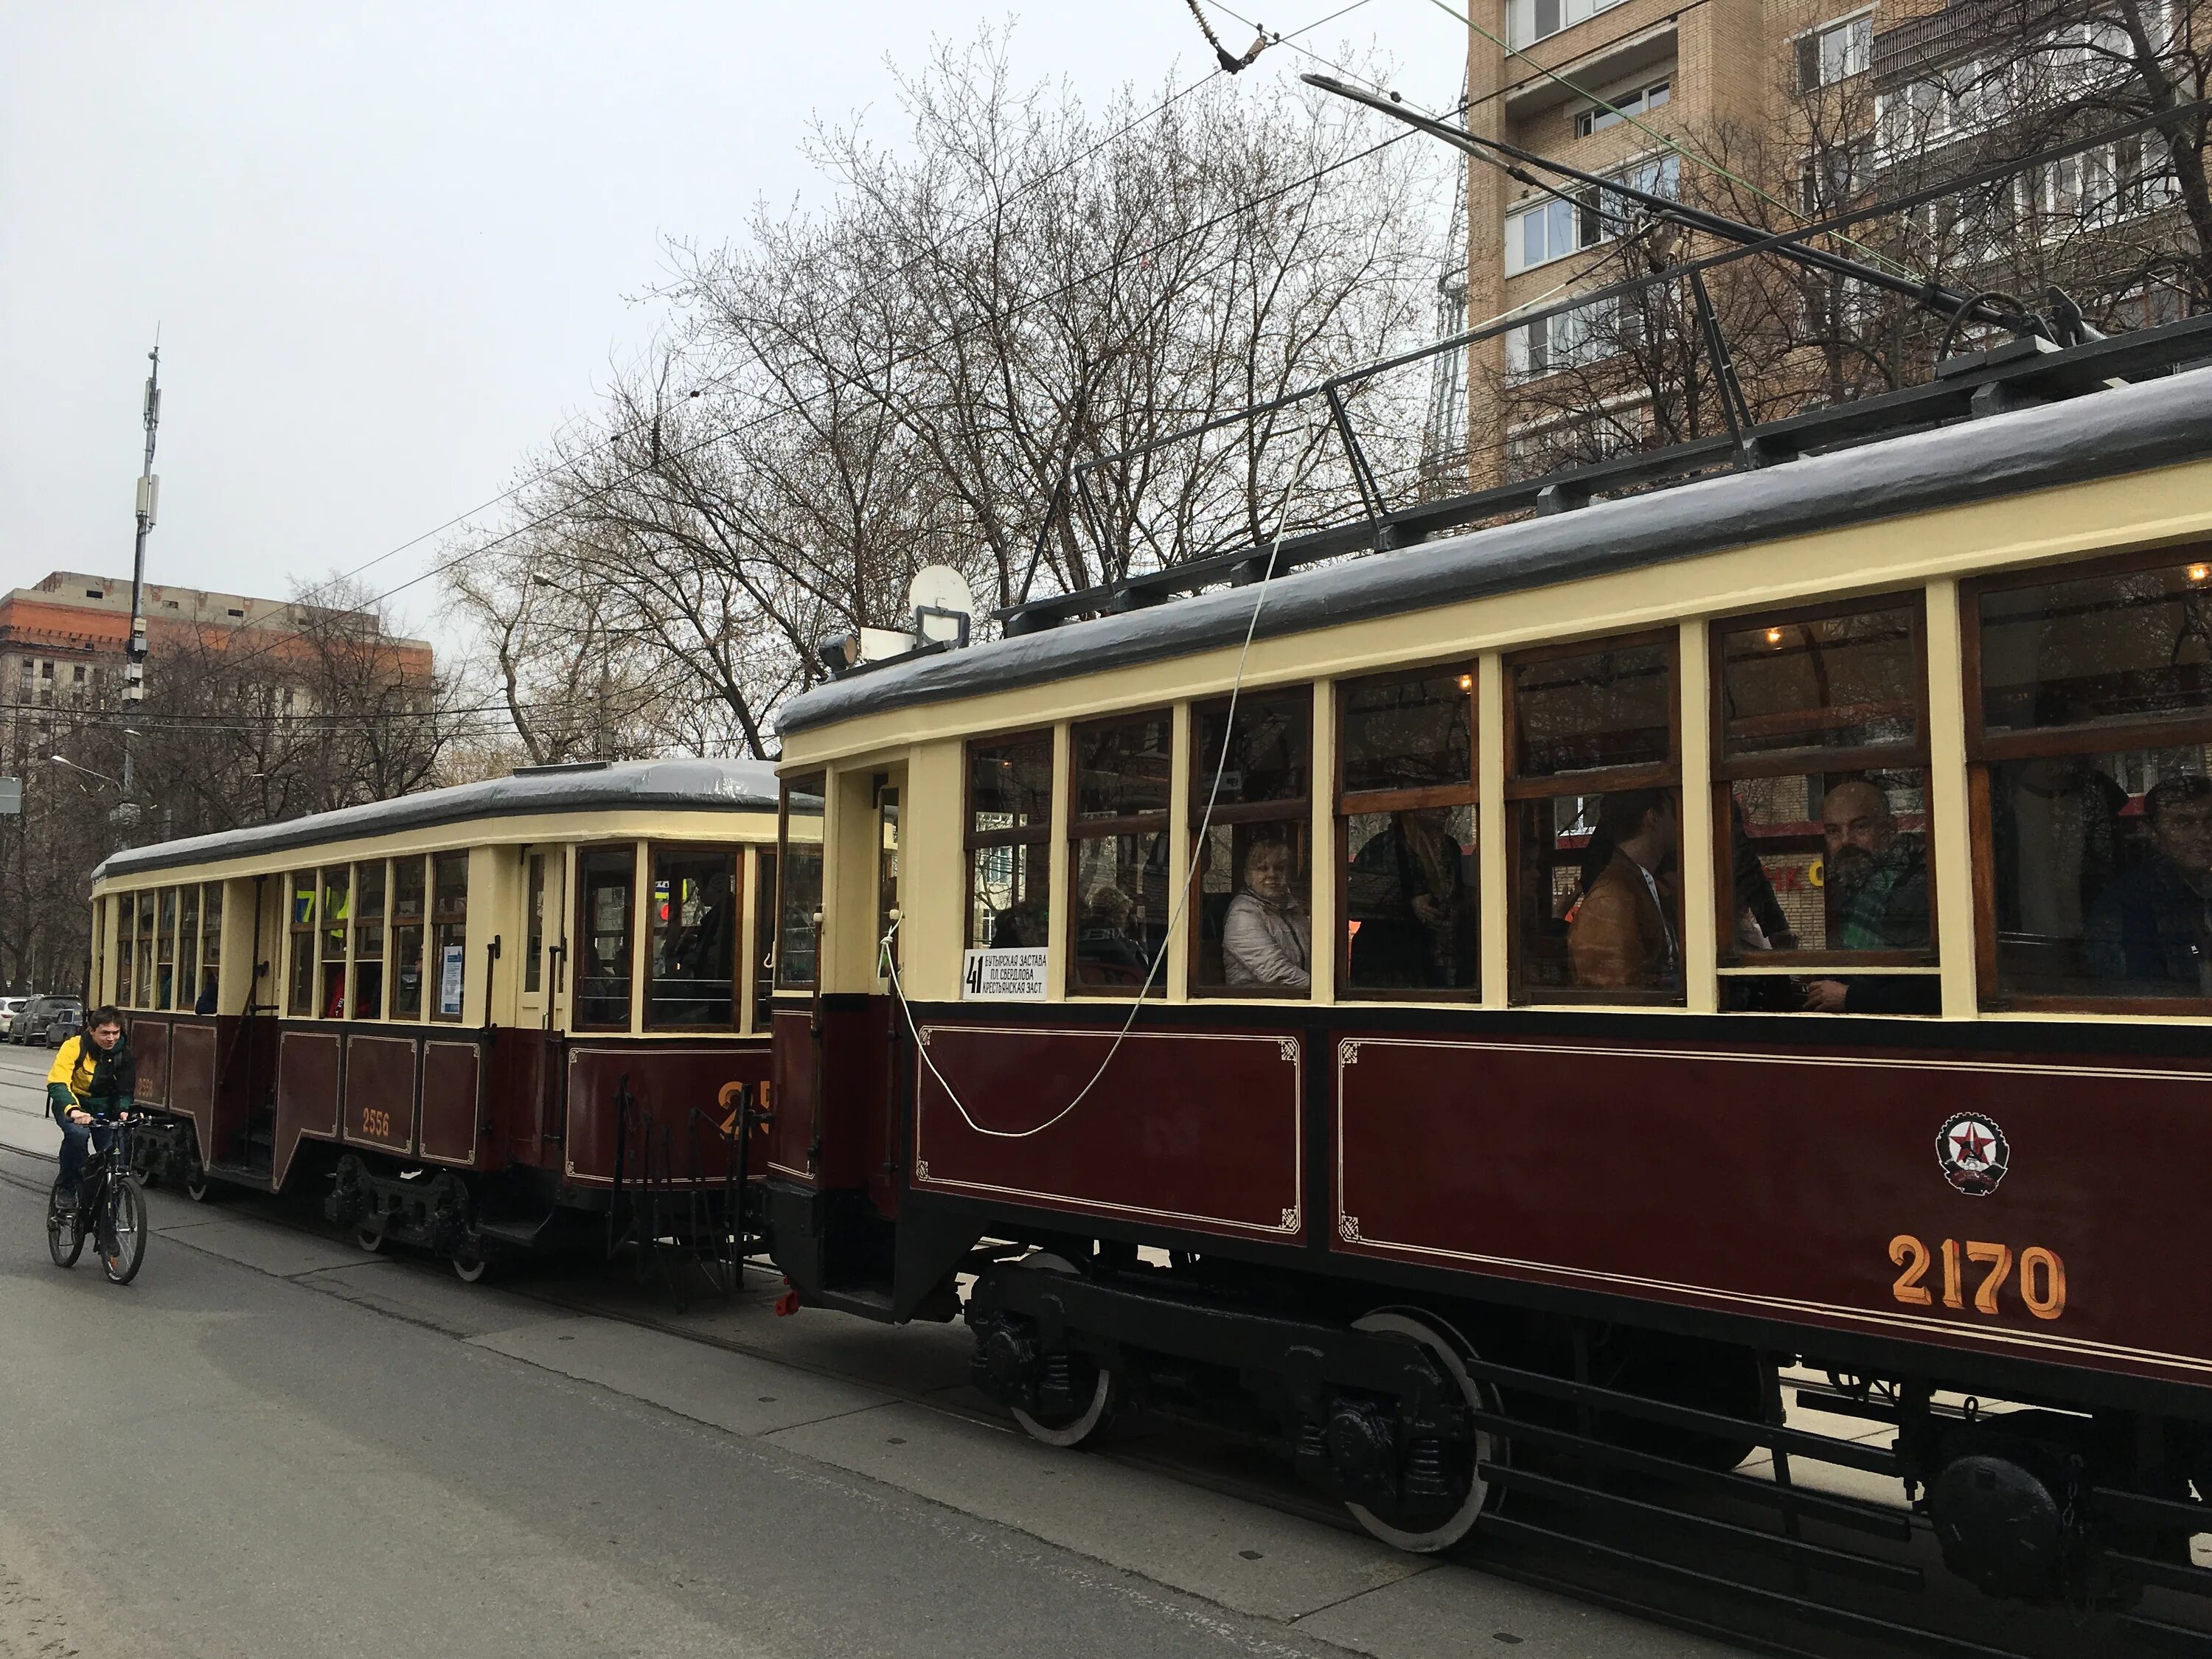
1222, 838, 1311, 990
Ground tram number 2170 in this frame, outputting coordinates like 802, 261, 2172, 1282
1889, 1235, 2066, 1321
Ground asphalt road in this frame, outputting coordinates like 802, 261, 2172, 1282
0, 1043, 1742, 1659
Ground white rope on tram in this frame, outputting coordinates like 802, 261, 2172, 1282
880, 432, 1334, 1141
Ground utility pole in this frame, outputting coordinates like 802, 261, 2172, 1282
122, 337, 161, 807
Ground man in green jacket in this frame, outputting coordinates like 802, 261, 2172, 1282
46, 1006, 136, 1208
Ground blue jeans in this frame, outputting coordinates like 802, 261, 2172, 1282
55, 1116, 111, 1189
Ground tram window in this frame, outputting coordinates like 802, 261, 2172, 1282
524, 853, 546, 995
321, 867, 352, 1019
354, 862, 386, 1021
91, 900, 105, 1006
154, 888, 177, 1011
1972, 552, 2212, 1007
177, 886, 199, 1014
577, 846, 636, 1028
1192, 691, 1312, 996
752, 850, 778, 1026
287, 873, 316, 1017
392, 858, 427, 1020
1338, 669, 1480, 996
877, 784, 900, 977
967, 733, 1053, 950
1508, 636, 1682, 1004
198, 883, 222, 1013
647, 847, 737, 1029
776, 776, 825, 991
430, 853, 468, 1021
1715, 597, 1937, 1015
135, 891, 156, 1010
116, 897, 134, 1007
1070, 713, 1172, 994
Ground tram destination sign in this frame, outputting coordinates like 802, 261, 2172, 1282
961, 947, 1048, 1001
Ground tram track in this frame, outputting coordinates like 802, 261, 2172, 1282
4, 1138, 2192, 1659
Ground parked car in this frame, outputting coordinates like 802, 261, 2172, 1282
0, 998, 28, 1038
42, 1004, 83, 1048
10, 997, 80, 1046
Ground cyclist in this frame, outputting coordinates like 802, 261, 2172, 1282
47, 1006, 136, 1210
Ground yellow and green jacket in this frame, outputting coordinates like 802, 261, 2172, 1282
46, 1033, 136, 1116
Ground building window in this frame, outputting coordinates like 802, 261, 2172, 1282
1715, 596, 1936, 1014
1507, 0, 1627, 49
1338, 668, 1481, 996
1506, 295, 1637, 380
1508, 634, 1680, 1004
1798, 136, 1874, 215
774, 777, 826, 990
1192, 691, 1312, 997
966, 732, 1054, 952
38, 661, 52, 679
647, 846, 738, 1029
354, 862, 386, 1020
430, 854, 467, 1020
1576, 78, 1670, 139
70, 665, 84, 684
1505, 189, 1600, 275
576, 846, 636, 1028
288, 874, 316, 1016
1969, 552, 2212, 1009
392, 858, 427, 1020
1797, 13, 1871, 91
1068, 713, 1174, 994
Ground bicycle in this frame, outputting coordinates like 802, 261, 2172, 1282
48, 1113, 148, 1285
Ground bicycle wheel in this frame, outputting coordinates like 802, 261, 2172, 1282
46, 1188, 83, 1269
99, 1176, 147, 1285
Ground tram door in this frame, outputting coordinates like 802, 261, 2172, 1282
517, 846, 566, 1161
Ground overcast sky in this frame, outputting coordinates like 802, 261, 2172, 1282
1, 2, 1461, 655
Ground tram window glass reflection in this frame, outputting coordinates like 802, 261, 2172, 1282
117, 896, 135, 1006
1192, 691, 1312, 996
354, 861, 386, 1020
1508, 636, 1682, 1004
967, 733, 1053, 951
753, 850, 778, 1027
430, 853, 468, 1021
287, 873, 316, 1016
177, 886, 199, 1015
647, 846, 737, 1029
524, 853, 546, 995
1973, 552, 2212, 1006
776, 776, 825, 991
199, 883, 223, 1013
156, 887, 177, 1011
1069, 713, 1172, 994
392, 858, 426, 1020
1338, 669, 1480, 996
135, 891, 156, 1010
91, 900, 106, 1007
321, 866, 352, 1019
1715, 597, 1937, 1014
577, 846, 636, 1028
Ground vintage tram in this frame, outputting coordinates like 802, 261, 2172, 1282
87, 757, 783, 1277
757, 324, 2212, 1637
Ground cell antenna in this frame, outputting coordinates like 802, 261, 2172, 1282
122, 334, 161, 801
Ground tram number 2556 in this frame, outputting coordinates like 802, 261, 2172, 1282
1889, 1236, 2065, 1321
360, 1107, 393, 1139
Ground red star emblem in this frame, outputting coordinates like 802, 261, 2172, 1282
1951, 1124, 1992, 1167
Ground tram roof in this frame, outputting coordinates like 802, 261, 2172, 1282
776, 359, 2212, 740
92, 757, 782, 883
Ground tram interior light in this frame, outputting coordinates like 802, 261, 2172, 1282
2188, 563, 2209, 583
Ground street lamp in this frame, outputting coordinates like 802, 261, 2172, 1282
49, 754, 120, 787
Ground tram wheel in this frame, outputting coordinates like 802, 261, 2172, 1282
1007, 1253, 1118, 1450
451, 1248, 490, 1284
352, 1226, 385, 1253
183, 1164, 213, 1203
1344, 1308, 1500, 1554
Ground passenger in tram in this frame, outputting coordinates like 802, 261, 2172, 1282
1567, 789, 1680, 992
1992, 755, 2127, 959
1222, 836, 1312, 990
2084, 774, 2212, 992
195, 970, 218, 1015
1346, 807, 1474, 987
1801, 779, 1936, 1013
1075, 885, 1153, 984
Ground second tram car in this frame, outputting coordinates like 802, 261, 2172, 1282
757, 330, 2212, 1633
87, 758, 783, 1276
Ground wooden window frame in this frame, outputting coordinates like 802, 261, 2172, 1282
1066, 709, 1174, 998
352, 859, 388, 1023
1963, 546, 2212, 1014
116, 894, 135, 1007
643, 840, 742, 1032
389, 855, 429, 1024
199, 881, 223, 1015
964, 728, 1054, 953
156, 886, 178, 1012
749, 846, 777, 1032
426, 852, 468, 1024
1708, 589, 1938, 973
319, 865, 353, 1021
135, 890, 156, 1011
573, 840, 639, 1032
177, 884, 200, 1013
1503, 628, 1683, 1006
1186, 688, 1315, 1001
91, 898, 105, 1008
286, 872, 316, 1018
775, 773, 827, 994
1334, 663, 1481, 1003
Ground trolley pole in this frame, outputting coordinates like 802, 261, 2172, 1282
122, 339, 161, 804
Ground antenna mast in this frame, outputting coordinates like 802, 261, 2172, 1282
122, 338, 160, 801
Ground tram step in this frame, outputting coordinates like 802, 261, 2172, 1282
475, 1217, 552, 1248
202, 1161, 274, 1191
810, 1284, 897, 1321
